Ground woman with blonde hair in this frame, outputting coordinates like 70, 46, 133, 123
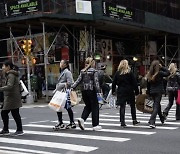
163, 63, 180, 120
71, 57, 101, 131
147, 60, 170, 128
112, 60, 139, 127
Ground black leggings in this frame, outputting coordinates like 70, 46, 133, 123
57, 107, 74, 124
1, 108, 23, 131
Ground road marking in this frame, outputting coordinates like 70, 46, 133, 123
0, 150, 28, 154
11, 128, 130, 142
100, 114, 176, 120
30, 120, 50, 124
25, 124, 155, 135
0, 146, 60, 154
0, 138, 98, 153
75, 119, 178, 130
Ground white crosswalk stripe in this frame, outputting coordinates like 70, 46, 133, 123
1, 103, 180, 153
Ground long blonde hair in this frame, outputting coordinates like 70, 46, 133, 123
118, 60, 130, 75
82, 57, 95, 72
168, 63, 177, 78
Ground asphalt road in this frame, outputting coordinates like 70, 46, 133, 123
0, 98, 179, 154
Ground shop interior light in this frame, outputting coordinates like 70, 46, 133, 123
94, 54, 101, 60
133, 57, 138, 62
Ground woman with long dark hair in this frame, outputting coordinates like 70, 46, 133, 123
71, 57, 101, 131
0, 61, 23, 136
53, 59, 76, 130
147, 60, 170, 128
112, 60, 139, 127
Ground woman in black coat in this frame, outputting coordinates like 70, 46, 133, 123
147, 60, 170, 128
112, 60, 139, 127
163, 63, 180, 120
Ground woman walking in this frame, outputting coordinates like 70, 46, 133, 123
71, 57, 101, 131
0, 61, 23, 136
53, 60, 76, 130
163, 63, 180, 120
147, 60, 170, 128
112, 60, 140, 127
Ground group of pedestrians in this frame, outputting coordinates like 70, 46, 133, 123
0, 58, 179, 137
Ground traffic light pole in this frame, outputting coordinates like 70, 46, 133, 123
26, 25, 34, 104
26, 56, 34, 104
42, 22, 49, 102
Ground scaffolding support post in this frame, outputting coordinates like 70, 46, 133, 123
178, 37, 180, 69
9, 27, 14, 64
165, 35, 167, 67
42, 22, 49, 102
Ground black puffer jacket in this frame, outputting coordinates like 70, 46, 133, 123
147, 67, 170, 94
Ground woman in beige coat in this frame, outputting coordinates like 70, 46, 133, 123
0, 61, 23, 136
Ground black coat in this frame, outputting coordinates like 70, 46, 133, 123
112, 71, 139, 105
147, 67, 170, 94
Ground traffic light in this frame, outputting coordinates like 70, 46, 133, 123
21, 39, 32, 55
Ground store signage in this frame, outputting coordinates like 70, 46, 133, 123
7, 0, 41, 16
103, 2, 134, 21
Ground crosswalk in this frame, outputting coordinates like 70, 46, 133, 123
0, 104, 180, 154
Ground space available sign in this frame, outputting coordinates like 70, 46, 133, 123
7, 0, 41, 16
103, 2, 134, 21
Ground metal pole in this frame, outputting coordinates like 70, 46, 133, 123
73, 27, 76, 70
144, 35, 147, 73
26, 25, 34, 104
9, 27, 14, 64
178, 37, 180, 69
165, 35, 167, 67
42, 22, 48, 102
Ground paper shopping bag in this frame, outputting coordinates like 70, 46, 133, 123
48, 90, 67, 112
176, 90, 180, 105
70, 90, 79, 106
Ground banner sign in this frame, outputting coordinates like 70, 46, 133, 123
103, 2, 134, 21
7, 0, 41, 16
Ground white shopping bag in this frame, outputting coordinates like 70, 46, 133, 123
20, 80, 29, 97
48, 90, 67, 112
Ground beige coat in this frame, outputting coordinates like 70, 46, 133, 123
0, 70, 22, 110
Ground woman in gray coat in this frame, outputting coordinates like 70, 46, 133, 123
0, 61, 23, 136
53, 60, 76, 130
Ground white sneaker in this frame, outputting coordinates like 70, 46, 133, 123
93, 125, 102, 131
78, 118, 85, 130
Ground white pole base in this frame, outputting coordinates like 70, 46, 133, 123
26, 95, 34, 104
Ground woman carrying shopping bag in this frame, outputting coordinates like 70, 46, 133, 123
0, 61, 23, 136
53, 60, 76, 130
71, 57, 101, 131
147, 60, 170, 128
112, 60, 140, 127
163, 63, 180, 120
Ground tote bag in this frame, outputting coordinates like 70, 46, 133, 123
70, 90, 79, 106
48, 90, 67, 112
176, 90, 180, 105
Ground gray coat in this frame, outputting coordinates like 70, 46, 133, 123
0, 70, 22, 110
55, 68, 74, 91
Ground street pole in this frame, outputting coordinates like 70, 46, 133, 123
26, 56, 34, 104
42, 22, 48, 102
165, 35, 167, 67
26, 25, 34, 104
